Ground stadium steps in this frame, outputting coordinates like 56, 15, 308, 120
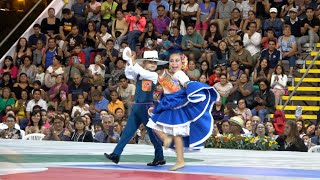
276, 105, 320, 111
269, 114, 317, 120
287, 87, 320, 92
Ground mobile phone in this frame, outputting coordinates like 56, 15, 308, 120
108, 126, 114, 136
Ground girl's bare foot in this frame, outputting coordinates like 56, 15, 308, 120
163, 136, 173, 148
168, 162, 185, 171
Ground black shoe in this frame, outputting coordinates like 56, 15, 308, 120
147, 159, 166, 166
104, 153, 120, 164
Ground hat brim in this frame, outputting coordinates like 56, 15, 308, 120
229, 119, 244, 128
136, 58, 168, 65
122, 47, 132, 61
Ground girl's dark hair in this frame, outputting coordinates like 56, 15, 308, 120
29, 110, 44, 128
86, 20, 97, 33
254, 122, 268, 136
257, 58, 270, 78
82, 113, 93, 130
265, 120, 278, 135
258, 78, 270, 91
172, 1, 182, 13
1, 72, 13, 87
3, 56, 14, 69
216, 40, 229, 60
205, 22, 222, 41
274, 64, 285, 75
20, 89, 30, 100
296, 118, 305, 134
172, 10, 182, 28
200, 60, 211, 76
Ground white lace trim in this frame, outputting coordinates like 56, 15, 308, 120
147, 120, 190, 137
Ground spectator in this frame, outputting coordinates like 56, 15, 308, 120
298, 7, 320, 53
311, 124, 320, 145
229, 8, 242, 31
26, 89, 48, 121
108, 58, 125, 92
277, 25, 298, 77
296, 118, 306, 138
255, 0, 270, 20
213, 0, 235, 35
42, 38, 63, 69
111, 9, 129, 48
168, 10, 186, 37
0, 56, 18, 81
234, 99, 252, 122
68, 73, 89, 110
229, 40, 253, 76
202, 22, 222, 65
270, 65, 288, 106
208, 65, 221, 86
243, 22, 261, 68
252, 58, 272, 84
41, 8, 61, 39
228, 73, 254, 109
148, 0, 169, 19
200, 60, 211, 80
63, 25, 83, 59
13, 37, 32, 67
59, 8, 77, 41
227, 60, 243, 86
94, 114, 120, 143
169, 26, 183, 53
70, 45, 86, 66
152, 5, 171, 37
240, 10, 262, 33
214, 73, 233, 105
64, 54, 85, 84
83, 21, 97, 66
48, 74, 68, 111
186, 59, 200, 81
88, 54, 105, 92
44, 55, 64, 88
262, 8, 283, 37
71, 94, 90, 119
260, 28, 278, 49
70, 116, 94, 142
224, 25, 241, 51
25, 110, 46, 135
237, 0, 255, 19
32, 39, 46, 66
266, 120, 279, 140
139, 22, 157, 50
220, 120, 230, 135
196, 0, 215, 37
108, 91, 125, 115
117, 74, 135, 113
181, 0, 198, 25
103, 39, 118, 71
251, 78, 275, 122
276, 120, 308, 152
284, 8, 302, 40
299, 0, 318, 20
95, 22, 112, 54
82, 113, 94, 132
229, 116, 245, 136
12, 73, 33, 100
182, 24, 204, 61
211, 98, 224, 122
0, 87, 15, 118
116, 0, 135, 15
71, 0, 86, 34
43, 115, 71, 141
1, 72, 14, 89
90, 90, 109, 124
12, 89, 29, 125
18, 56, 37, 83
280, 0, 300, 20
259, 39, 281, 69
85, 0, 101, 29
126, 7, 147, 51
114, 108, 126, 122
0, 115, 21, 139
254, 122, 268, 138
100, 0, 118, 25
28, 24, 47, 50
169, 0, 183, 18
305, 123, 316, 138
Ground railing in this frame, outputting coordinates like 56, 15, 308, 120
281, 49, 320, 111
0, 0, 75, 67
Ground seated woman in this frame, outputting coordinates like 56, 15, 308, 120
251, 78, 275, 122
48, 74, 68, 111
240, 10, 261, 33
70, 116, 93, 142
276, 120, 308, 152
265, 120, 279, 140
12, 73, 33, 101
252, 57, 272, 84
40, 8, 61, 39
186, 60, 200, 81
213, 73, 233, 105
211, 98, 224, 122
202, 23, 222, 66
227, 60, 243, 86
12, 89, 29, 126
43, 115, 71, 141
71, 93, 90, 119
270, 65, 288, 106
0, 115, 21, 139
228, 73, 254, 109
211, 40, 229, 70
111, 9, 129, 48
234, 99, 252, 122
0, 87, 15, 118
254, 123, 268, 138
0, 72, 14, 89
168, 10, 186, 37
18, 56, 37, 83
13, 37, 32, 67
0, 56, 18, 82
25, 111, 46, 135
311, 124, 320, 146
44, 55, 64, 88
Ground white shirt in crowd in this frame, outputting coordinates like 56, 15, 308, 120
270, 74, 288, 89
243, 31, 261, 56
89, 64, 106, 78
26, 99, 48, 112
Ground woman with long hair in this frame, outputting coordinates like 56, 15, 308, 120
25, 110, 46, 135
234, 99, 252, 122
265, 120, 279, 140
0, 56, 18, 81
168, 10, 186, 36
0, 87, 15, 118
0, 72, 14, 89
295, 118, 305, 138
71, 94, 90, 119
13, 37, 32, 67
83, 21, 97, 67
202, 22, 222, 66
253, 57, 272, 84
12, 73, 33, 101
270, 64, 288, 106
212, 40, 229, 70
276, 120, 308, 152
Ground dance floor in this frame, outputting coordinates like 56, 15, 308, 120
0, 139, 319, 180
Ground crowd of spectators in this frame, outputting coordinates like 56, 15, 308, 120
0, 0, 319, 152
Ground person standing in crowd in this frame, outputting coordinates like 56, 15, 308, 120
126, 7, 146, 51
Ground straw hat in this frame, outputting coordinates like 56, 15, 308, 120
229, 116, 244, 128
122, 47, 168, 65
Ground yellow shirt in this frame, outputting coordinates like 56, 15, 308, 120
108, 99, 125, 115
101, 1, 118, 20
14, 101, 26, 119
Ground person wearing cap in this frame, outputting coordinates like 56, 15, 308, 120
298, 7, 320, 53
284, 7, 303, 38
147, 53, 219, 171
229, 116, 245, 136
262, 7, 283, 38
105, 48, 167, 167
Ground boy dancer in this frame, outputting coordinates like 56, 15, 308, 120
104, 48, 168, 166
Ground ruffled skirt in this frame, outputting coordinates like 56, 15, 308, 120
147, 81, 219, 149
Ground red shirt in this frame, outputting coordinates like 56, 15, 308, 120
208, 74, 220, 86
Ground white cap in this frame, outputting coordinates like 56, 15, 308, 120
270, 7, 278, 13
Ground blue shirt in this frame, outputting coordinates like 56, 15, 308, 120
94, 97, 109, 120
28, 33, 47, 47
169, 35, 183, 53
260, 49, 281, 68
263, 18, 283, 37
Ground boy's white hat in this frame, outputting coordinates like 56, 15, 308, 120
122, 47, 168, 65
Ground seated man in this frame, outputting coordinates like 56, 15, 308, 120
89, 89, 109, 124
28, 24, 47, 50
68, 73, 89, 110
260, 39, 281, 70
229, 40, 253, 76
94, 114, 120, 143
181, 24, 204, 61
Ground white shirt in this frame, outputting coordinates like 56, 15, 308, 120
270, 74, 288, 89
97, 33, 112, 49
89, 64, 106, 77
243, 32, 262, 56
169, 19, 187, 36
117, 83, 136, 102
0, 123, 20, 130
125, 61, 158, 85
238, 1, 254, 19
181, 3, 199, 20
26, 99, 48, 112
35, 72, 45, 85
71, 104, 90, 118
162, 70, 190, 95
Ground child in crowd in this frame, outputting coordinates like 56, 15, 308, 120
199, 74, 208, 84
71, 45, 86, 65
34, 65, 45, 86
208, 65, 221, 86
186, 59, 200, 81
157, 30, 171, 61
261, 28, 277, 49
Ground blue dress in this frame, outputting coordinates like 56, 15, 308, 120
147, 81, 219, 149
